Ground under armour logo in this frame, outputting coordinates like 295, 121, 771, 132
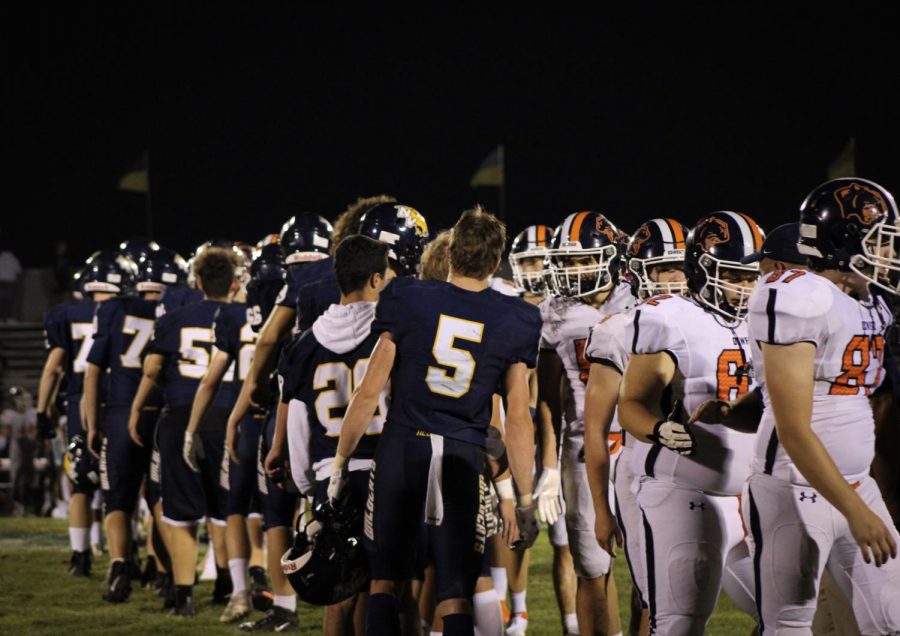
689, 501, 705, 511
799, 492, 818, 503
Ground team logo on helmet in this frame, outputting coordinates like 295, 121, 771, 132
697, 217, 730, 251
630, 225, 652, 255
397, 206, 429, 236
594, 216, 618, 244
834, 182, 887, 226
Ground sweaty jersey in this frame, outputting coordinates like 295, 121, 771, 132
155, 286, 203, 318
275, 258, 333, 312
624, 294, 755, 495
211, 302, 255, 409
747, 269, 894, 486
150, 299, 229, 408
280, 301, 386, 478
87, 295, 159, 407
540, 283, 635, 436
44, 299, 100, 397
373, 277, 542, 446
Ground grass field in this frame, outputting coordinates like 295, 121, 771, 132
0, 516, 755, 635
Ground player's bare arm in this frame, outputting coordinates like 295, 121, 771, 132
535, 348, 563, 469
764, 341, 898, 567
82, 362, 103, 458
583, 362, 623, 555
186, 347, 233, 435
618, 351, 675, 441
128, 353, 164, 447
504, 361, 535, 499
246, 305, 295, 406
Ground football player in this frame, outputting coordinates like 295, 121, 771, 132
280, 235, 394, 634
183, 258, 259, 622
37, 249, 136, 576
497, 224, 580, 635
744, 178, 900, 634
82, 247, 186, 602
128, 246, 241, 617
536, 211, 634, 636
329, 207, 540, 635
583, 218, 688, 636
618, 211, 764, 634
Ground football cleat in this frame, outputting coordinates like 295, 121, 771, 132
68, 550, 92, 577
167, 597, 195, 618
220, 589, 252, 623
238, 606, 300, 632
249, 565, 274, 611
102, 560, 133, 603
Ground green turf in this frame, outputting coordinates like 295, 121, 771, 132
0, 517, 755, 634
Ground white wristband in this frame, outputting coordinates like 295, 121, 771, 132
332, 452, 349, 471
494, 478, 515, 501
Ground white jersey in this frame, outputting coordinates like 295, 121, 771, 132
747, 269, 893, 486
624, 294, 755, 495
584, 309, 632, 447
540, 283, 635, 436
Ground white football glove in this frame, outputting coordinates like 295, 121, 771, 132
327, 465, 348, 502
533, 467, 563, 525
182, 431, 204, 473
649, 420, 695, 455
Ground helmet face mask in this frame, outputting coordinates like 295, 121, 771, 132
852, 218, 900, 294
510, 252, 548, 295
548, 244, 618, 298
629, 255, 688, 298
626, 218, 689, 299
684, 211, 765, 320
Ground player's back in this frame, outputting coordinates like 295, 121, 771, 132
748, 269, 894, 485
297, 275, 341, 332
44, 298, 99, 397
156, 285, 203, 318
150, 299, 228, 408
211, 302, 255, 409
88, 295, 159, 406
373, 277, 542, 445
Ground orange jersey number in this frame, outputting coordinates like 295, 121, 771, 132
574, 338, 590, 385
716, 349, 751, 401
830, 335, 885, 396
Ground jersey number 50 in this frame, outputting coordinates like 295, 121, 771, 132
426, 315, 485, 398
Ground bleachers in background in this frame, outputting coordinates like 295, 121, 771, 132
0, 323, 46, 396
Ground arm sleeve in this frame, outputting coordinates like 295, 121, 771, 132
747, 278, 831, 346
86, 301, 115, 368
585, 314, 628, 373
286, 399, 316, 496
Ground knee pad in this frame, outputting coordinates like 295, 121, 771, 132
666, 541, 721, 616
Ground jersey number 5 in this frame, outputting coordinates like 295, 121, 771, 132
426, 315, 485, 398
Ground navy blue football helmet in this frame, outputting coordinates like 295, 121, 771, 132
509, 225, 553, 295
359, 203, 430, 276
118, 238, 160, 264
81, 250, 138, 294
136, 248, 188, 293
627, 218, 689, 299
797, 178, 900, 294
684, 212, 764, 319
281, 500, 368, 606
280, 213, 333, 266
246, 243, 287, 331
547, 211, 621, 297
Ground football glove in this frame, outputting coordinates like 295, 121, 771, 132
533, 467, 562, 525
513, 500, 539, 551
37, 412, 56, 439
648, 420, 695, 455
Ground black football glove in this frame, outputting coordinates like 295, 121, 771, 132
37, 412, 56, 439
512, 502, 539, 551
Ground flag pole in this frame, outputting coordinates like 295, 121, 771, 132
498, 144, 506, 223
144, 151, 154, 239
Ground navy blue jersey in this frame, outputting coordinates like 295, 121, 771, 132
212, 302, 256, 409
86, 295, 160, 407
279, 324, 383, 464
372, 278, 542, 445
297, 275, 341, 332
246, 278, 284, 333
44, 299, 101, 397
149, 299, 229, 408
156, 286, 203, 318
275, 257, 334, 311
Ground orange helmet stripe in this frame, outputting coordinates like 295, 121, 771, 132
665, 218, 686, 249
735, 212, 763, 249
569, 212, 589, 242
537, 224, 546, 246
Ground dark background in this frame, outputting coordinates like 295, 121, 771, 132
7, 6, 899, 265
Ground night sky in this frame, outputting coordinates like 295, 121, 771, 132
8, 6, 899, 266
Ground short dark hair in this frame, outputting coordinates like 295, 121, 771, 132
449, 206, 506, 279
193, 247, 238, 298
334, 235, 390, 295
